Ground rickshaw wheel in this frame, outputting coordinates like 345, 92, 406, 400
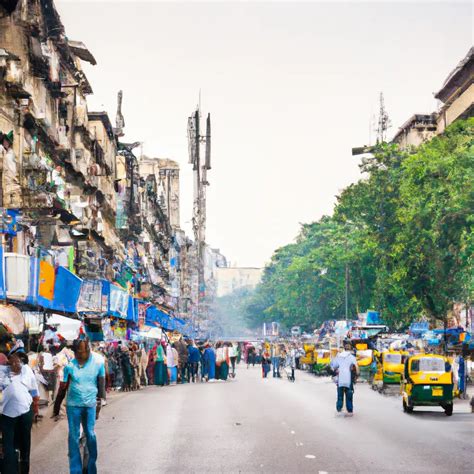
444, 403, 453, 416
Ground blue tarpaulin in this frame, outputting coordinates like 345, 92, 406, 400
51, 267, 82, 313
126, 296, 138, 323
146, 306, 174, 329
366, 310, 381, 325
410, 322, 430, 335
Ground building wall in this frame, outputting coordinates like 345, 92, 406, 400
437, 83, 474, 134
216, 267, 263, 298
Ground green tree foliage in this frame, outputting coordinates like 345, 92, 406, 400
245, 118, 474, 330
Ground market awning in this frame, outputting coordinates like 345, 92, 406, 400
51, 267, 82, 313
145, 306, 171, 329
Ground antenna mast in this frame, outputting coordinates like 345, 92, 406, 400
187, 101, 212, 335
376, 92, 391, 144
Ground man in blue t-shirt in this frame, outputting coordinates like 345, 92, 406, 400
53, 338, 106, 474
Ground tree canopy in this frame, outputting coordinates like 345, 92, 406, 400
242, 118, 474, 331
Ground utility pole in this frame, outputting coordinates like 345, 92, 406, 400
187, 105, 211, 337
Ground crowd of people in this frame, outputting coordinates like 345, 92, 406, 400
244, 341, 304, 381
0, 335, 245, 474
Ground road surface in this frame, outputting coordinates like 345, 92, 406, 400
31, 365, 473, 473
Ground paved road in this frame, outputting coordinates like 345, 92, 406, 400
31, 365, 473, 473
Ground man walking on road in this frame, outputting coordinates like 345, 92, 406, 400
53, 337, 106, 474
271, 343, 281, 378
330, 343, 359, 416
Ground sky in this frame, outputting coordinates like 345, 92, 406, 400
56, 1, 472, 267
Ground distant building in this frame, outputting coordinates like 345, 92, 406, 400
393, 47, 473, 149
216, 267, 263, 298
392, 113, 438, 149
435, 46, 474, 134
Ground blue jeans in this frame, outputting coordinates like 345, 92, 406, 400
337, 386, 354, 413
66, 405, 98, 474
272, 357, 280, 376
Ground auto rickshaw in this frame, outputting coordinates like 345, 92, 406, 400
299, 343, 315, 370
401, 354, 454, 416
372, 350, 407, 391
353, 342, 375, 382
313, 349, 331, 375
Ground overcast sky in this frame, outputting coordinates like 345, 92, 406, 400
57, 1, 472, 267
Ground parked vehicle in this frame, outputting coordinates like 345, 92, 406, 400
372, 350, 408, 390
312, 349, 331, 376
401, 354, 454, 416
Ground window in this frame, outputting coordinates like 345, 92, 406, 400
411, 357, 445, 373
384, 354, 402, 364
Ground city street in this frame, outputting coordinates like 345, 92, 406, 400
31, 366, 473, 473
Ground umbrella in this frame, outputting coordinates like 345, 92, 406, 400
0, 304, 25, 334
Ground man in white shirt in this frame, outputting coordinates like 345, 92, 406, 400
330, 343, 360, 416
1, 350, 40, 473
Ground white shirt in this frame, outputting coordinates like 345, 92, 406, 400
330, 351, 357, 388
41, 352, 54, 371
1, 365, 39, 418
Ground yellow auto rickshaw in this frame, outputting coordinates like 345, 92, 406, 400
401, 354, 454, 416
354, 343, 375, 382
313, 349, 331, 376
299, 343, 315, 369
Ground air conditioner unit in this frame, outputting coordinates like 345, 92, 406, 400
5, 253, 30, 301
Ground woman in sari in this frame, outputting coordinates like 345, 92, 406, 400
202, 344, 216, 381
146, 345, 156, 385
154, 341, 167, 386
219, 343, 230, 381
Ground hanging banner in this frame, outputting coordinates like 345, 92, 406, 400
77, 280, 103, 313
108, 284, 129, 318
38, 260, 55, 301
51, 267, 82, 313
137, 300, 147, 330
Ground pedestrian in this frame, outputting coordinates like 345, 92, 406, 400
53, 337, 106, 474
38, 344, 56, 403
176, 338, 189, 383
330, 343, 360, 416
119, 345, 133, 391
287, 345, 297, 381
229, 342, 237, 376
138, 345, 148, 387
187, 340, 200, 383
203, 343, 216, 381
1, 350, 40, 474
247, 345, 256, 368
146, 345, 156, 385
236, 343, 242, 365
219, 343, 231, 381
271, 343, 281, 378
167, 343, 178, 384
261, 348, 271, 378
154, 341, 167, 386
215, 342, 223, 380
